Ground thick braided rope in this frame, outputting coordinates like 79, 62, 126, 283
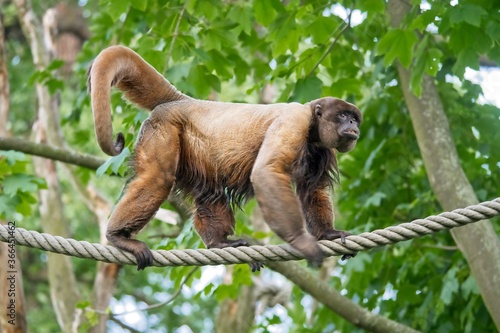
1, 198, 499, 267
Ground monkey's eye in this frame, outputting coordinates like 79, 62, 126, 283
338, 112, 347, 121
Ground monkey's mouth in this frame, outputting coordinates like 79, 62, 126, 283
342, 130, 359, 140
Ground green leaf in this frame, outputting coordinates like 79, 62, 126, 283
486, 21, 500, 42
187, 64, 221, 97
411, 37, 443, 96
203, 283, 215, 296
228, 5, 253, 35
96, 148, 130, 176
461, 275, 479, 299
129, 0, 147, 11
206, 50, 234, 79
330, 78, 363, 99
291, 76, 322, 103
448, 4, 487, 27
193, 0, 222, 21
410, 9, 437, 32
76, 300, 91, 309
15, 198, 32, 216
166, 63, 191, 84
364, 192, 386, 208
0, 196, 20, 217
253, 0, 277, 26
3, 174, 42, 196
203, 21, 238, 51
345, 252, 371, 273
214, 284, 239, 301
0, 151, 27, 165
267, 13, 299, 57
46, 78, 64, 94
357, 0, 385, 14
46, 59, 65, 71
304, 16, 338, 45
396, 285, 420, 305
453, 48, 479, 77
232, 265, 253, 285
362, 139, 386, 174
108, 0, 129, 22
376, 29, 418, 67
440, 267, 459, 305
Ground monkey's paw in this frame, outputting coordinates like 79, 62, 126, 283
250, 262, 265, 272
317, 229, 351, 243
317, 230, 357, 261
209, 238, 265, 273
133, 245, 154, 271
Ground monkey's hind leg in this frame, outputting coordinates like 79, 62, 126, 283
106, 121, 179, 270
194, 200, 264, 272
194, 199, 243, 248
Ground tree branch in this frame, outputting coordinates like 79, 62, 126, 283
108, 316, 141, 333
163, 2, 188, 74
112, 267, 198, 316
307, 4, 354, 77
267, 260, 420, 333
0, 136, 106, 170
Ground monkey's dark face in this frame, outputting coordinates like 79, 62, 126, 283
334, 109, 361, 152
310, 97, 362, 152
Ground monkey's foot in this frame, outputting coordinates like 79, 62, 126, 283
107, 234, 154, 271
291, 234, 324, 269
317, 230, 357, 261
208, 238, 264, 272
208, 238, 250, 249
317, 229, 351, 243
250, 262, 265, 272
134, 246, 154, 271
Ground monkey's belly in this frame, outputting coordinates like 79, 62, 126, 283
175, 160, 255, 205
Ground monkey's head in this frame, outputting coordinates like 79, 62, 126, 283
308, 97, 362, 153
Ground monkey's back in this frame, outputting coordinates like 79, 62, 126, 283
150, 100, 311, 205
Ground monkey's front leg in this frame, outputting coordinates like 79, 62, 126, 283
299, 188, 355, 260
251, 169, 325, 268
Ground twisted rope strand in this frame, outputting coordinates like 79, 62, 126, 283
1, 198, 499, 267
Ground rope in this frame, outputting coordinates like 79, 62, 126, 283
1, 198, 499, 267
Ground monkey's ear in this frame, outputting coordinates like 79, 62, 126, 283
314, 103, 322, 118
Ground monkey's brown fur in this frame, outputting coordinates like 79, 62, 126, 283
88, 46, 362, 270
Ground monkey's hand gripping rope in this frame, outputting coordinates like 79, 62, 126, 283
1, 198, 499, 267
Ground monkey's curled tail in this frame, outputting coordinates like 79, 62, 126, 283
88, 45, 188, 156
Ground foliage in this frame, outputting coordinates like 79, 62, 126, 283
0, 151, 46, 219
4, 0, 500, 332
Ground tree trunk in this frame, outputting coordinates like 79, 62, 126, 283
86, 187, 121, 333
0, 4, 26, 332
90, 263, 121, 333
14, 0, 81, 331
0, 0, 9, 137
388, 0, 500, 329
215, 267, 256, 333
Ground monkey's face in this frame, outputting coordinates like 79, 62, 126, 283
334, 109, 361, 152
311, 98, 362, 152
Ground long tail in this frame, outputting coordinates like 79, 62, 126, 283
88, 45, 188, 156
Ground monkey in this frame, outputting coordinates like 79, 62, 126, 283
88, 46, 362, 271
